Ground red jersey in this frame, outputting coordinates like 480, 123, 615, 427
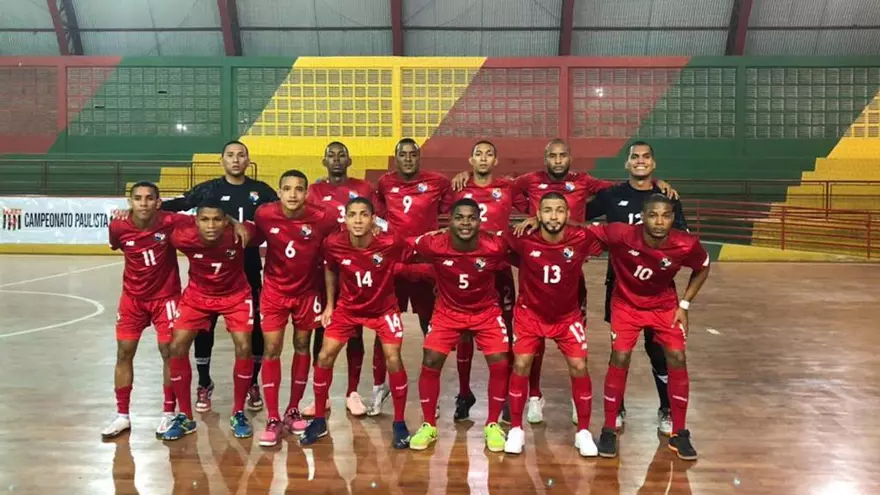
255, 202, 337, 297
377, 171, 454, 235
454, 177, 527, 232
413, 231, 508, 313
323, 230, 407, 317
590, 223, 709, 310
307, 178, 378, 224
170, 221, 258, 297
109, 211, 187, 300
507, 228, 603, 322
515, 170, 614, 221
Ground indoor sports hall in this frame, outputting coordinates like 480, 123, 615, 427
2, 1, 880, 494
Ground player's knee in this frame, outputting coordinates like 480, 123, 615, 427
665, 349, 686, 369
157, 343, 171, 361
485, 352, 508, 367
422, 350, 445, 369
512, 359, 531, 377
233, 339, 252, 359
293, 332, 311, 354
116, 343, 136, 363
609, 351, 631, 368
567, 358, 588, 377
384, 350, 402, 372
263, 338, 282, 359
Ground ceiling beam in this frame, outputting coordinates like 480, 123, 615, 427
558, 0, 575, 55
390, 0, 403, 55
725, 0, 754, 55
60, 0, 84, 55
46, 0, 69, 55
217, 0, 243, 56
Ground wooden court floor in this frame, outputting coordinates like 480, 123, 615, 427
1, 256, 879, 495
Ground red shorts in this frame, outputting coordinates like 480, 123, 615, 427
173, 289, 254, 333
495, 268, 515, 313
325, 307, 404, 346
260, 287, 324, 332
394, 277, 435, 319
426, 306, 508, 356
513, 306, 587, 358
610, 299, 686, 352
116, 292, 178, 344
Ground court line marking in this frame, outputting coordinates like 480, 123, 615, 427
0, 261, 122, 289
0, 289, 105, 339
706, 328, 721, 335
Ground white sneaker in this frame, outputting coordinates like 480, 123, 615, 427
101, 415, 131, 438
346, 392, 367, 416
504, 426, 525, 454
155, 413, 176, 439
526, 396, 545, 424
367, 383, 390, 417
657, 408, 672, 436
616, 409, 626, 429
571, 399, 577, 425
575, 429, 598, 457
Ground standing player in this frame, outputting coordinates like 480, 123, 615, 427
161, 199, 259, 441
586, 141, 688, 433
591, 194, 711, 460
304, 141, 382, 418
408, 199, 510, 453
449, 140, 526, 422
503, 192, 604, 456
162, 140, 277, 413
254, 170, 338, 447
299, 198, 412, 449
102, 182, 184, 439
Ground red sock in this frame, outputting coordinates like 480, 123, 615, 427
346, 345, 364, 396
233, 358, 254, 414
261, 358, 282, 421
418, 365, 441, 426
313, 364, 333, 419
287, 352, 311, 412
372, 338, 386, 386
456, 336, 474, 397
603, 365, 629, 429
388, 369, 408, 422
115, 385, 132, 416
571, 375, 593, 431
169, 356, 193, 419
667, 367, 690, 432
529, 341, 544, 398
507, 372, 529, 428
162, 385, 175, 413
486, 360, 510, 426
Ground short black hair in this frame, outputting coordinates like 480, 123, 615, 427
451, 198, 480, 215
539, 191, 568, 206
325, 141, 349, 155
395, 138, 419, 155
222, 140, 249, 156
629, 141, 655, 156
544, 138, 568, 155
346, 197, 374, 215
196, 197, 225, 214
471, 140, 497, 156
129, 180, 160, 198
279, 169, 308, 187
642, 193, 675, 212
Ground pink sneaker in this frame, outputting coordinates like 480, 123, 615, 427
346, 392, 367, 416
195, 382, 214, 413
283, 408, 308, 434
301, 400, 330, 417
247, 384, 263, 412
259, 419, 283, 447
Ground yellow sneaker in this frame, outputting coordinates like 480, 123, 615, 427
409, 423, 438, 451
484, 422, 506, 452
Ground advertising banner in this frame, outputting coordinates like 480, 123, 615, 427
0, 197, 128, 245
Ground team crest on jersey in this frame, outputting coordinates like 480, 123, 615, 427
417, 182, 428, 193
660, 257, 672, 270
301, 224, 312, 238
372, 253, 384, 265
153, 232, 166, 242
474, 257, 487, 271
348, 190, 358, 200
249, 191, 260, 204
492, 188, 503, 200
563, 246, 574, 260
564, 181, 576, 192
226, 249, 237, 259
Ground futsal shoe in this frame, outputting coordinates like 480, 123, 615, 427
301, 400, 330, 417
504, 427, 525, 454
392, 421, 411, 449
526, 396, 545, 424
346, 392, 367, 416
668, 430, 698, 460
155, 413, 176, 439
101, 415, 131, 439
259, 419, 283, 447
484, 423, 506, 452
246, 384, 264, 412
657, 408, 673, 436
367, 383, 390, 417
161, 414, 197, 441
282, 408, 308, 435
300, 418, 328, 445
597, 427, 618, 458
195, 381, 214, 413
409, 423, 438, 451
453, 393, 476, 421
230, 411, 254, 438
499, 402, 511, 424
575, 430, 598, 457
616, 408, 627, 430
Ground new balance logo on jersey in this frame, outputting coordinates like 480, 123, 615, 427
628, 250, 640, 257
538, 183, 548, 189
341, 259, 351, 265
617, 200, 629, 206
529, 250, 542, 258
269, 227, 280, 234
463, 193, 474, 199
125, 240, 135, 246
322, 196, 332, 201
443, 259, 454, 266
221, 196, 231, 201
194, 254, 204, 259
391, 187, 400, 193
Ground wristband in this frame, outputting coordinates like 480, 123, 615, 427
679, 300, 690, 310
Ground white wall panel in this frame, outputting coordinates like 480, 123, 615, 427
405, 0, 561, 28
81, 31, 224, 55
406, 30, 557, 56
242, 30, 391, 56
0, 33, 60, 55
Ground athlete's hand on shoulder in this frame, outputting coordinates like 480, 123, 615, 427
321, 305, 334, 328
451, 171, 470, 192
513, 217, 538, 237
672, 307, 689, 337
233, 221, 251, 247
656, 180, 679, 200
423, 227, 447, 236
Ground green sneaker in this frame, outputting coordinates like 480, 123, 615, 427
409, 423, 438, 451
484, 422, 506, 452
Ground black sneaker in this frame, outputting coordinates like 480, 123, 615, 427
597, 427, 618, 458
668, 429, 698, 460
453, 393, 476, 422
299, 418, 328, 446
392, 420, 411, 449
